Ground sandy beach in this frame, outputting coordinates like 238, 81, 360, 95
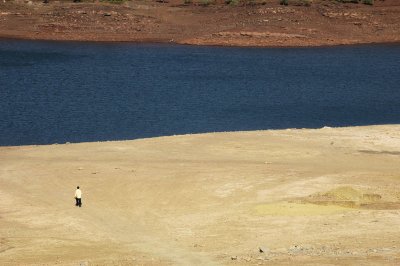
0, 125, 399, 265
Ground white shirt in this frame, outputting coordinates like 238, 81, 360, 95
75, 189, 82, 199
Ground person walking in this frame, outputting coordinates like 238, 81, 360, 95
75, 186, 82, 207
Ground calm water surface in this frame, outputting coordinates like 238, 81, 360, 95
0, 40, 399, 146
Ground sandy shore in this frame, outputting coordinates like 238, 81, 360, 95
0, 125, 399, 265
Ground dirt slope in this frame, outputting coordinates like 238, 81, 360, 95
0, 0, 399, 46
1, 125, 400, 265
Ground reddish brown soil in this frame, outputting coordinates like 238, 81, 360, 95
0, 0, 399, 46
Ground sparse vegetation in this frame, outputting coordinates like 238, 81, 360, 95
362, 0, 374, 5
335, 0, 359, 3
335, 0, 374, 4
247, 0, 258, 5
200, 0, 215, 6
280, 0, 312, 6
296, 0, 312, 6
100, 0, 125, 3
225, 0, 240, 5
183, 0, 192, 4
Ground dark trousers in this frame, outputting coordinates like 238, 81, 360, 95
75, 198, 82, 207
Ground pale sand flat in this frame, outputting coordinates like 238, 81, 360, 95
0, 125, 399, 265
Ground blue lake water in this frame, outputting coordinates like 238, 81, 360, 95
0, 40, 399, 146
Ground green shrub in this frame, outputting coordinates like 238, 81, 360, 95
225, 0, 240, 4
184, 0, 192, 4
294, 0, 311, 6
247, 0, 257, 5
280, 0, 288, 5
335, 0, 359, 3
100, 0, 125, 3
362, 0, 373, 5
200, 0, 215, 5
